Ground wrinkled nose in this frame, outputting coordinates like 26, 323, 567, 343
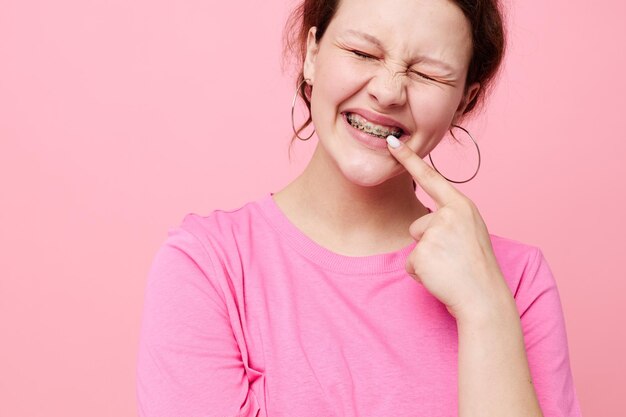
366, 66, 407, 108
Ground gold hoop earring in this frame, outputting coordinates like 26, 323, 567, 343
427, 124, 481, 183
291, 78, 315, 141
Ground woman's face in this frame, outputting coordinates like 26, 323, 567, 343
303, 0, 480, 188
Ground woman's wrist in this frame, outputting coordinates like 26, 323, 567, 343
453, 272, 518, 327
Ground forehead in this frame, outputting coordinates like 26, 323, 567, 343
328, 0, 473, 68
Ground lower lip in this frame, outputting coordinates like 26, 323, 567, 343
341, 112, 409, 150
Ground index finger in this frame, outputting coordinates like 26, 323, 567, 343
386, 134, 463, 207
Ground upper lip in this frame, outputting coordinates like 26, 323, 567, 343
343, 108, 412, 136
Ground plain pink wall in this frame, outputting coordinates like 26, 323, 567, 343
1, 0, 624, 415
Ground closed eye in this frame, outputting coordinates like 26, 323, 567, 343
410, 70, 436, 82
352, 49, 438, 82
351, 50, 376, 59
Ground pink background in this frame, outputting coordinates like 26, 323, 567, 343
1, 0, 624, 416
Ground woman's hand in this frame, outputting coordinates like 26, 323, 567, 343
386, 136, 514, 322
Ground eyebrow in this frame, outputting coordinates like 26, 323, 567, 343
342, 29, 456, 73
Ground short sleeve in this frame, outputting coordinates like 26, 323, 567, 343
136, 226, 260, 417
515, 248, 583, 417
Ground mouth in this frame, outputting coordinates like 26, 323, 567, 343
341, 111, 410, 140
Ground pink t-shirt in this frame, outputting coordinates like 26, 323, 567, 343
136, 192, 583, 417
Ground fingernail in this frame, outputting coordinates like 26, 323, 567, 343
386, 135, 401, 149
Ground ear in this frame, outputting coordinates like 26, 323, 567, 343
452, 81, 480, 125
303, 26, 319, 83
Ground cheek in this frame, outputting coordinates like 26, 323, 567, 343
316, 56, 367, 97
408, 89, 460, 126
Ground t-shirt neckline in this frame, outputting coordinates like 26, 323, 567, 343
256, 191, 431, 275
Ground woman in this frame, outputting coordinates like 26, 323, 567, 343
136, 0, 583, 416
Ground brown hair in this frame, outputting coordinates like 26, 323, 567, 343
282, 0, 507, 150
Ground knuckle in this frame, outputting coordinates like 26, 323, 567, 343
456, 197, 473, 215
461, 197, 476, 210
414, 234, 434, 257
408, 217, 424, 237
457, 199, 474, 216
438, 207, 456, 224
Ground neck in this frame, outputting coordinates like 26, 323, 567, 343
273, 143, 429, 254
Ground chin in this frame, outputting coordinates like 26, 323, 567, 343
338, 164, 400, 188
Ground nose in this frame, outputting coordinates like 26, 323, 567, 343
366, 65, 407, 108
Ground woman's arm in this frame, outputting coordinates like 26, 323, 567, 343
136, 226, 260, 417
384, 141, 581, 416
456, 279, 543, 417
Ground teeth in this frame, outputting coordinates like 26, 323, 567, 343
346, 112, 403, 138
